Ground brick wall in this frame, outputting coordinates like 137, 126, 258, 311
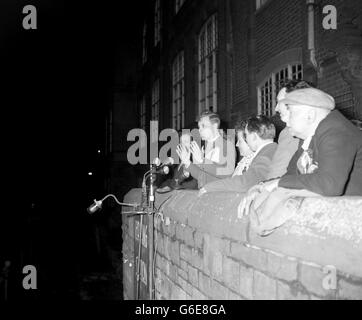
138, 0, 362, 132
122, 189, 362, 300
229, 0, 250, 116
255, 0, 304, 72
315, 0, 362, 119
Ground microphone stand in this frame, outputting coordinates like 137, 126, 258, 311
90, 164, 167, 300
148, 164, 156, 300
135, 163, 160, 300
87, 192, 147, 300
135, 165, 156, 300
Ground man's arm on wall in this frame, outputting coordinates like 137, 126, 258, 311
203, 154, 273, 193
187, 139, 236, 187
187, 160, 233, 186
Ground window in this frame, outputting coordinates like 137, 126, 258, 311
257, 63, 303, 116
142, 22, 147, 64
154, 0, 161, 46
172, 51, 185, 130
198, 14, 218, 115
140, 95, 147, 130
152, 79, 160, 122
256, 0, 269, 10
175, 0, 186, 14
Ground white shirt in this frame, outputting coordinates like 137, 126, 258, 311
205, 133, 221, 163
301, 136, 313, 151
232, 153, 255, 177
301, 117, 325, 150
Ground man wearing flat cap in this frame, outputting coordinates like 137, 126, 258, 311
241, 87, 362, 205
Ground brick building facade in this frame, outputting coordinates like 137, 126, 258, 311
135, 0, 361, 136
105, 0, 362, 190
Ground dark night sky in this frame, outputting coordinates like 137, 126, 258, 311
0, 0, 146, 278
1, 0, 144, 203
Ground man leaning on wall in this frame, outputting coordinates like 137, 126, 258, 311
240, 87, 362, 217
199, 115, 277, 194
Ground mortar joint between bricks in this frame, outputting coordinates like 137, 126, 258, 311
264, 248, 285, 258
299, 260, 323, 269
245, 243, 262, 250
338, 273, 362, 285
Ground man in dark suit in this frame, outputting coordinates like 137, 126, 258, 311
200, 115, 278, 193
243, 88, 362, 199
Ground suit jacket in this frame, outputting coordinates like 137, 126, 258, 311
266, 127, 299, 180
202, 142, 278, 193
187, 135, 236, 188
279, 110, 362, 196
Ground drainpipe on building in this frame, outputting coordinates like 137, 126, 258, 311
306, 0, 321, 79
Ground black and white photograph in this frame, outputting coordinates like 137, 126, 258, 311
0, 0, 361, 307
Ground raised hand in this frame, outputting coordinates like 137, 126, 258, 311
176, 144, 191, 165
190, 141, 204, 164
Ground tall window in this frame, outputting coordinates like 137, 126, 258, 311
140, 95, 146, 130
175, 0, 186, 14
172, 51, 185, 130
256, 0, 269, 10
152, 79, 160, 122
154, 0, 161, 46
257, 63, 303, 116
142, 22, 147, 64
198, 14, 218, 115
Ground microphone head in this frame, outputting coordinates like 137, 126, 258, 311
152, 157, 161, 166
162, 166, 170, 175
183, 170, 190, 178
87, 200, 102, 214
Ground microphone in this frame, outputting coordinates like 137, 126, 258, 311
87, 194, 139, 215
161, 157, 175, 166
157, 165, 170, 175
153, 157, 174, 175
152, 157, 162, 166
182, 169, 190, 178
87, 199, 103, 214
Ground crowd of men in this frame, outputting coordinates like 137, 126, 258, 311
158, 80, 362, 218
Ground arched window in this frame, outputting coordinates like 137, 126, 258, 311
198, 14, 218, 114
257, 63, 303, 116
172, 51, 185, 130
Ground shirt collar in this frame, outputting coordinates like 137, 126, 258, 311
301, 136, 312, 151
301, 122, 319, 150
253, 140, 274, 157
208, 132, 221, 143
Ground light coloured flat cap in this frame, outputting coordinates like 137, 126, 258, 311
279, 88, 335, 110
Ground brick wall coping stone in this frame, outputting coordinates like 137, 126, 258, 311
124, 189, 362, 278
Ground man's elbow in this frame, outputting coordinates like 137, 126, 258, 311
320, 184, 345, 197
312, 177, 346, 197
